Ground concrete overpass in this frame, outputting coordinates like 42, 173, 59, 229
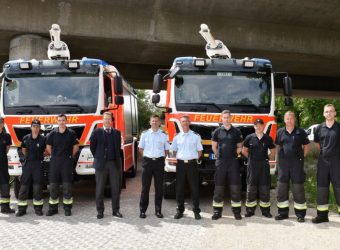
0, 0, 340, 98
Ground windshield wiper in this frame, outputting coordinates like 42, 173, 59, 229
7, 105, 50, 114
179, 102, 222, 112
43, 104, 85, 113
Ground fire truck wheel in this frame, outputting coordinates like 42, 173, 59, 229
163, 172, 176, 199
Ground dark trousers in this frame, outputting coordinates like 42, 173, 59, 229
213, 158, 241, 214
316, 155, 340, 215
246, 159, 271, 214
277, 157, 306, 218
18, 161, 44, 208
139, 157, 164, 213
49, 156, 73, 210
95, 160, 121, 214
176, 160, 200, 214
0, 164, 10, 205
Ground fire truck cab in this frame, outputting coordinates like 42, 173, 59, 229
1, 24, 139, 196
152, 24, 292, 198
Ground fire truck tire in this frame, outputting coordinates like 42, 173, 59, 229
163, 172, 176, 199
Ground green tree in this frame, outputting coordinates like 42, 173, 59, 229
275, 96, 340, 128
136, 90, 161, 132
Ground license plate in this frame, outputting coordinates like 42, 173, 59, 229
209, 153, 216, 160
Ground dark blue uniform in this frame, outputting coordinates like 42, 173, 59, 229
46, 128, 78, 216
0, 131, 13, 213
314, 122, 340, 219
17, 134, 46, 215
244, 133, 275, 216
275, 127, 310, 219
211, 125, 243, 219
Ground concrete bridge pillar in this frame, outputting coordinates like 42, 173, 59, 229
9, 34, 49, 61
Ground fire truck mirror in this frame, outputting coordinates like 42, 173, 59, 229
153, 73, 162, 93
284, 97, 293, 106
152, 94, 160, 104
114, 96, 124, 105
114, 76, 123, 95
283, 76, 292, 96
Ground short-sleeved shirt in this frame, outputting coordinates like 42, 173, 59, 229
243, 133, 275, 161
138, 129, 170, 158
314, 121, 340, 158
170, 130, 203, 160
0, 131, 12, 161
212, 125, 243, 159
275, 127, 310, 158
21, 134, 46, 161
46, 128, 78, 157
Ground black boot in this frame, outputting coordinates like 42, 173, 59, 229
46, 204, 58, 216
245, 207, 255, 217
312, 210, 329, 224
64, 204, 72, 216
15, 205, 27, 217
261, 206, 272, 218
212, 207, 222, 220
1, 203, 15, 214
34, 205, 43, 216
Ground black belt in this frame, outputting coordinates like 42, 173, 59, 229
144, 156, 164, 161
177, 159, 197, 164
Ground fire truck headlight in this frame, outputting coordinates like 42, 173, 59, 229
67, 61, 80, 69
194, 58, 206, 67
19, 62, 32, 70
243, 60, 255, 68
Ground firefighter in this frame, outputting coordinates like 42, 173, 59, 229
16, 119, 46, 217
211, 110, 243, 220
0, 117, 15, 214
170, 115, 203, 220
312, 104, 340, 223
138, 114, 169, 219
46, 114, 79, 216
275, 111, 310, 222
242, 118, 276, 218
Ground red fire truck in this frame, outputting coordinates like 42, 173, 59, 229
152, 24, 292, 198
1, 24, 139, 196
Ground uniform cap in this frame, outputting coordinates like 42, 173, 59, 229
31, 119, 41, 126
254, 118, 264, 125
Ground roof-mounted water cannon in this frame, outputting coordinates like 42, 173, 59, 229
199, 24, 231, 59
47, 24, 70, 60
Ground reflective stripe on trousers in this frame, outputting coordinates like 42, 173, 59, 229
317, 204, 329, 211
212, 200, 224, 207
49, 198, 59, 205
33, 199, 44, 206
63, 197, 73, 205
294, 202, 307, 210
277, 200, 289, 209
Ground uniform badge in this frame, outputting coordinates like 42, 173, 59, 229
37, 143, 40, 148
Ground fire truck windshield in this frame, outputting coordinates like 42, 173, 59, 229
3, 74, 99, 115
174, 71, 271, 113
